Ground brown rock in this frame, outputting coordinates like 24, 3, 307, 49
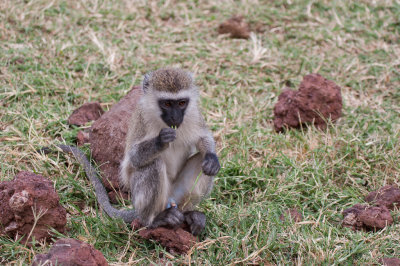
89, 86, 142, 191
131, 218, 196, 254
380, 258, 400, 266
342, 204, 393, 231
32, 238, 108, 266
139, 226, 197, 254
76, 130, 90, 146
280, 208, 302, 223
359, 206, 393, 229
0, 172, 67, 244
218, 15, 250, 39
342, 204, 365, 231
68, 102, 104, 126
365, 185, 400, 210
273, 74, 342, 132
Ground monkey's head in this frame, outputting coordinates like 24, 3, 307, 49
140, 68, 200, 129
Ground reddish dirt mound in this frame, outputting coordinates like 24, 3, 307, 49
89, 86, 142, 191
280, 208, 303, 223
273, 74, 342, 132
342, 204, 393, 231
218, 15, 250, 39
365, 185, 400, 210
32, 238, 108, 266
380, 258, 400, 266
68, 102, 104, 126
131, 218, 197, 254
139, 226, 197, 254
0, 172, 67, 244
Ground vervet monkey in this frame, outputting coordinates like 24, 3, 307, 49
50, 68, 220, 236
120, 68, 220, 235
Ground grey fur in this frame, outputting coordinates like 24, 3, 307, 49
184, 211, 206, 236
128, 128, 174, 169
149, 207, 184, 229
120, 68, 220, 233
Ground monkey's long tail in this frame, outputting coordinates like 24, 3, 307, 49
56, 145, 137, 223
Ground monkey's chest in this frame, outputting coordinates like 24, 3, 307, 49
161, 143, 196, 180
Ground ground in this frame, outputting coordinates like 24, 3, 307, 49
1, 0, 400, 264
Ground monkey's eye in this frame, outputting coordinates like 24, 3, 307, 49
164, 101, 172, 107
178, 100, 186, 107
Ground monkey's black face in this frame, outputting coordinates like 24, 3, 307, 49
158, 98, 189, 128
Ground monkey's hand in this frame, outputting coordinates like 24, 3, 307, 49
184, 211, 206, 236
148, 207, 184, 229
157, 128, 176, 148
202, 153, 220, 176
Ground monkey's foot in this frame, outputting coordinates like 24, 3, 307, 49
184, 211, 206, 236
149, 207, 184, 229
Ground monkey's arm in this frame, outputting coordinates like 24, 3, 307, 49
196, 133, 216, 156
129, 128, 175, 168
55, 145, 137, 223
196, 131, 221, 176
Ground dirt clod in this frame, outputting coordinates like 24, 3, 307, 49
68, 102, 105, 126
273, 73, 342, 132
218, 15, 250, 39
32, 238, 108, 266
139, 226, 197, 254
89, 86, 142, 191
342, 204, 393, 231
365, 185, 400, 210
280, 208, 303, 223
0, 171, 67, 244
131, 218, 197, 254
380, 258, 400, 266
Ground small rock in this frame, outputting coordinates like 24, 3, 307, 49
68, 102, 104, 126
342, 204, 393, 231
218, 15, 250, 39
90, 86, 142, 191
76, 130, 90, 146
365, 185, 400, 210
0, 172, 67, 244
32, 238, 108, 266
273, 74, 342, 132
342, 204, 365, 231
280, 208, 302, 223
359, 206, 393, 230
139, 226, 197, 254
380, 258, 400, 266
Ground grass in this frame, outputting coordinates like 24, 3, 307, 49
1, 0, 400, 264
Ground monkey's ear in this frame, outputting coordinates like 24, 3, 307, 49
142, 72, 152, 92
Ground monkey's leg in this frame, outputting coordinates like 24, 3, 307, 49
131, 158, 184, 228
130, 159, 168, 226
169, 153, 214, 235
